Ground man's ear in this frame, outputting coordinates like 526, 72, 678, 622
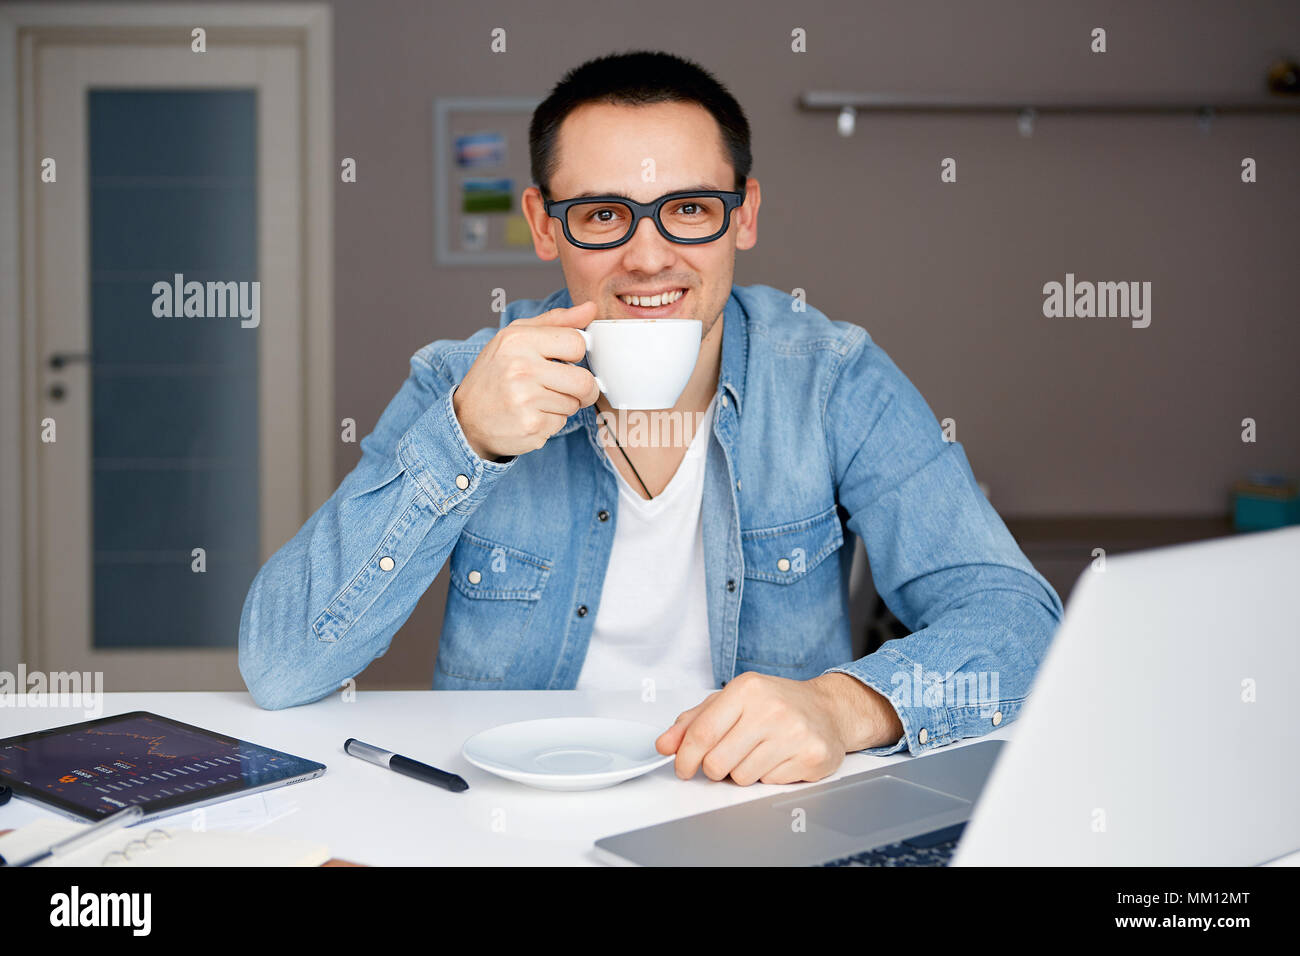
734, 177, 761, 251
521, 186, 560, 261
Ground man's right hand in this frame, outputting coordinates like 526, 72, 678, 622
452, 299, 601, 461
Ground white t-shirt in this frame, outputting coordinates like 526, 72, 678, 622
575, 395, 719, 691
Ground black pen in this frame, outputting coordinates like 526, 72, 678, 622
344, 738, 469, 792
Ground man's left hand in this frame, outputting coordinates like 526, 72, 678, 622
655, 671, 902, 786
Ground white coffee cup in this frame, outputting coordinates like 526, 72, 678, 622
576, 319, 702, 409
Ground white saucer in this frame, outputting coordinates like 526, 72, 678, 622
462, 717, 675, 791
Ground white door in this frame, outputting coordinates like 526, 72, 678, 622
24, 35, 315, 690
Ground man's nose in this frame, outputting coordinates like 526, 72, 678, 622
618, 214, 676, 272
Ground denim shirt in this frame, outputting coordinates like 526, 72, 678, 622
238, 283, 1064, 757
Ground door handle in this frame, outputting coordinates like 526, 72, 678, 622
48, 351, 93, 370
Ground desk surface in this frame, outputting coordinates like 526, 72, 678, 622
2, 691, 1293, 866
1, 690, 1012, 866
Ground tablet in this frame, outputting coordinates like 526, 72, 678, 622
0, 711, 326, 823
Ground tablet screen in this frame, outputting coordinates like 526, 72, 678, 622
0, 711, 325, 821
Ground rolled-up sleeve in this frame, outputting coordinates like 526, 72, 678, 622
238, 336, 513, 710
821, 329, 1064, 755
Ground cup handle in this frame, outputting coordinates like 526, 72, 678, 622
576, 328, 605, 393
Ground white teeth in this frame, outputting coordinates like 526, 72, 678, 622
619, 289, 683, 307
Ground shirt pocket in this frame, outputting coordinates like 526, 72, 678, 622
736, 504, 845, 668
438, 531, 553, 682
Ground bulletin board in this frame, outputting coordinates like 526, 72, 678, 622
434, 96, 544, 265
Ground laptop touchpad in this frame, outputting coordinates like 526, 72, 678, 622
778, 775, 971, 837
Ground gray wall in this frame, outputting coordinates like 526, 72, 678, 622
334, 0, 1299, 509
23, 0, 1297, 687
327, 0, 1299, 686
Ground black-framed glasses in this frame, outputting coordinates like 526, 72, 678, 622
543, 189, 745, 249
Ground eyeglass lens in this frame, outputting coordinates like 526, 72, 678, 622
566, 196, 727, 244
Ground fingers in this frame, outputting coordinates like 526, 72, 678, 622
534, 384, 583, 418
456, 301, 601, 460
520, 409, 569, 447
498, 325, 587, 363
727, 739, 790, 787
537, 409, 570, 437
656, 700, 705, 754
536, 361, 599, 405
514, 298, 598, 328
673, 693, 743, 780
658, 675, 843, 786
697, 719, 767, 783
741, 755, 804, 786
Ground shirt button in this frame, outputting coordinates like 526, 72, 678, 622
576, 605, 588, 617
378, 556, 395, 572
467, 570, 482, 584
777, 557, 790, 572
455, 474, 470, 490
597, 509, 609, 522
726, 579, 736, 592
736, 479, 742, 491
992, 711, 1002, 726
918, 728, 928, 745
721, 394, 728, 407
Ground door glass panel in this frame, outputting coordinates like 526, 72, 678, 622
88, 90, 259, 648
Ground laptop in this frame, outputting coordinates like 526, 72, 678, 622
594, 525, 1300, 866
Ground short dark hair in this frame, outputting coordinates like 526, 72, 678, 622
529, 50, 751, 198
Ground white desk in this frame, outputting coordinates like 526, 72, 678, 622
1, 690, 1011, 866
4, 691, 1295, 866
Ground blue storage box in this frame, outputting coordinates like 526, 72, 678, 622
1231, 474, 1300, 531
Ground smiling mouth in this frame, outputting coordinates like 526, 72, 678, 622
614, 287, 688, 313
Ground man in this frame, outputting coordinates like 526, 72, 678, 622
238, 50, 1063, 787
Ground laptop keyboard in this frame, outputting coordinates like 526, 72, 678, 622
817, 821, 967, 867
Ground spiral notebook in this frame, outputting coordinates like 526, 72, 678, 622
0, 818, 330, 867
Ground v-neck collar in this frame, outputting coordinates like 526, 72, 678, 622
606, 393, 718, 514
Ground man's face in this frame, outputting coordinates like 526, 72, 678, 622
522, 100, 759, 339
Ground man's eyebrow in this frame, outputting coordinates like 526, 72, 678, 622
567, 184, 728, 200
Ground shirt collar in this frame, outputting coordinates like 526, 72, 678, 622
717, 289, 747, 416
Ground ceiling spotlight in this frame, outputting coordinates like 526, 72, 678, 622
837, 105, 856, 137
1017, 108, 1037, 138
